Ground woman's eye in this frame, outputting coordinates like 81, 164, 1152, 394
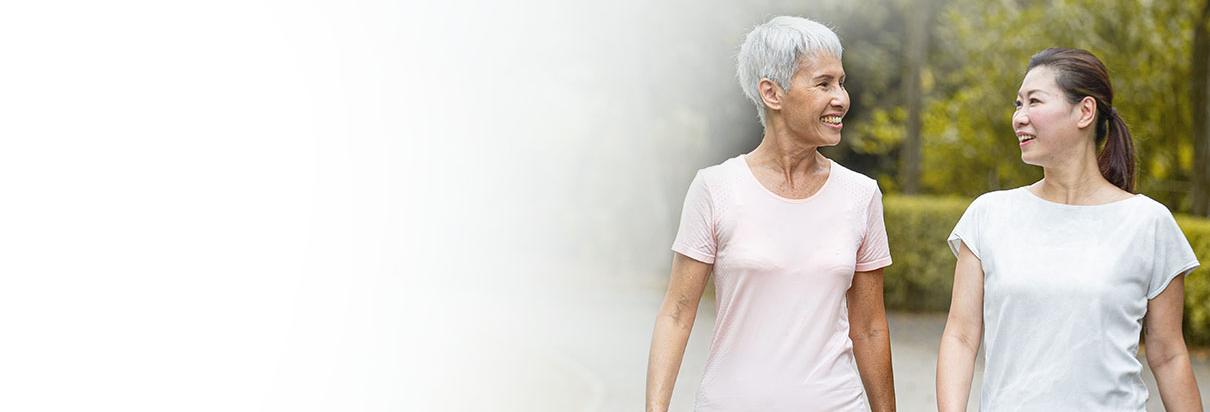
1014, 100, 1022, 108
1030, 98, 1041, 104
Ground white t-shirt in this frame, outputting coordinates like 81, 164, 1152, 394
947, 187, 1200, 411
673, 155, 892, 411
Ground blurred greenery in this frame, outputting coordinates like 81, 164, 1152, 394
1178, 215, 1210, 345
803, 0, 1209, 212
885, 195, 1210, 345
704, 0, 1210, 341
881, 195, 969, 311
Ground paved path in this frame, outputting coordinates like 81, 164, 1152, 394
528, 281, 1210, 411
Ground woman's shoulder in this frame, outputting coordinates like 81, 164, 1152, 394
972, 188, 1022, 203
826, 160, 880, 194
1127, 194, 1179, 221
691, 155, 744, 185
960, 188, 1026, 215
700, 155, 741, 174
681, 156, 748, 198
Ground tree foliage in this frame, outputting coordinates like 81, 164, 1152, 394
810, 0, 1206, 211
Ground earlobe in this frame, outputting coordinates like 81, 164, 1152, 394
759, 78, 782, 111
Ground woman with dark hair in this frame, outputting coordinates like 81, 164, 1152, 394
936, 48, 1203, 411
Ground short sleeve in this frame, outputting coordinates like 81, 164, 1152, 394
671, 172, 716, 264
947, 196, 983, 259
1146, 212, 1200, 299
855, 185, 892, 272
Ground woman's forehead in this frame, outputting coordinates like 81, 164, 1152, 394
1020, 67, 1058, 94
797, 53, 844, 77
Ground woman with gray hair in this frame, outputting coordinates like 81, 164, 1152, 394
646, 16, 896, 412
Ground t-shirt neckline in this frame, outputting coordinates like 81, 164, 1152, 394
1017, 186, 1143, 209
738, 154, 833, 204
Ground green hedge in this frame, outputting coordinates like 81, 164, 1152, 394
1176, 216, 1210, 346
884, 195, 1210, 346
882, 195, 970, 312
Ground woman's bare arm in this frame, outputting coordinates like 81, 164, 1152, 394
848, 268, 896, 411
645, 253, 712, 412
937, 243, 985, 412
1145, 275, 1204, 411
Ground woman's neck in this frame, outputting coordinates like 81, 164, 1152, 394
1035, 149, 1124, 204
748, 130, 825, 178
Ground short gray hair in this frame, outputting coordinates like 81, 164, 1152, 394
737, 16, 843, 126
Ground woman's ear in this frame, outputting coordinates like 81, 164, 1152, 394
758, 78, 783, 113
1076, 96, 1097, 129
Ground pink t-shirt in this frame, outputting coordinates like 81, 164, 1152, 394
672, 155, 892, 411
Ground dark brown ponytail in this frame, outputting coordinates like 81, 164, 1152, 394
1027, 48, 1136, 193
1099, 108, 1135, 192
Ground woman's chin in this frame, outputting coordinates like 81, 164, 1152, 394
813, 134, 842, 147
1020, 154, 1044, 167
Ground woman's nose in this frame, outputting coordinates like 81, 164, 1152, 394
833, 90, 850, 109
1012, 109, 1029, 127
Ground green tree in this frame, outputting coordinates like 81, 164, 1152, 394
1191, 0, 1210, 216
920, 0, 1201, 206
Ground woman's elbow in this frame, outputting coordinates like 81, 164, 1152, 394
940, 326, 980, 354
658, 294, 700, 330
1145, 338, 1191, 372
849, 321, 889, 342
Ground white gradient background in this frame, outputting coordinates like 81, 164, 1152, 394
0, 1, 821, 410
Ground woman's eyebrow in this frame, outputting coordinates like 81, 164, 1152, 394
1019, 89, 1049, 97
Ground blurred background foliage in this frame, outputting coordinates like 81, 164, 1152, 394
750, 0, 1210, 332
797, 0, 1210, 213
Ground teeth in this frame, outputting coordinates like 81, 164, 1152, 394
821, 116, 842, 124
1017, 134, 1036, 143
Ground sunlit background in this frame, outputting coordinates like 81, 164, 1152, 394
2, 0, 1209, 410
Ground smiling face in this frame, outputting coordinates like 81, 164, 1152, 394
780, 53, 849, 146
1013, 66, 1093, 167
